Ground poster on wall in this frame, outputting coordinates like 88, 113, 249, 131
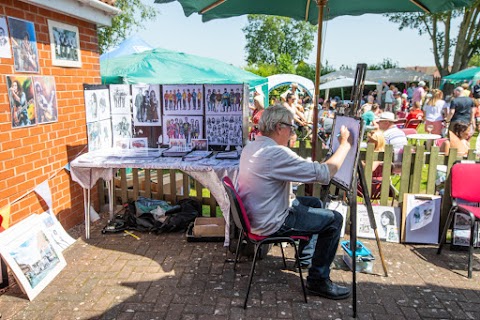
6, 75, 36, 128
0, 215, 67, 301
7, 17, 39, 73
205, 84, 243, 115
162, 115, 203, 145
0, 16, 12, 59
83, 85, 111, 123
205, 115, 243, 147
33, 76, 58, 124
109, 84, 131, 115
47, 20, 81, 68
87, 119, 112, 152
132, 84, 161, 126
162, 85, 204, 115
357, 205, 401, 242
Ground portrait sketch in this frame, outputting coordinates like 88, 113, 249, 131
357, 205, 401, 242
0, 215, 66, 301
112, 115, 132, 146
33, 76, 58, 124
0, 16, 12, 59
84, 86, 111, 123
205, 84, 244, 115
162, 84, 204, 115
6, 75, 36, 128
132, 84, 161, 126
8, 17, 39, 73
87, 119, 112, 151
109, 84, 131, 115
48, 20, 81, 68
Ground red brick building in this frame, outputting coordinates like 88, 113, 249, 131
0, 0, 119, 230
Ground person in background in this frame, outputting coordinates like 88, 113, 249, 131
365, 129, 386, 173
281, 82, 299, 103
407, 83, 416, 101
358, 95, 374, 116
424, 89, 445, 135
362, 103, 380, 128
473, 80, 480, 99
412, 81, 426, 107
461, 82, 471, 97
377, 112, 408, 162
392, 91, 402, 115
440, 121, 471, 156
401, 93, 409, 113
384, 84, 395, 112
445, 86, 475, 135
406, 101, 424, 123
248, 96, 265, 140
238, 105, 353, 300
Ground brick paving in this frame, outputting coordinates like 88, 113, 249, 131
0, 218, 479, 320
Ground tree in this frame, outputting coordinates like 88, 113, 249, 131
386, 1, 480, 76
242, 15, 316, 65
368, 58, 399, 70
97, 0, 158, 54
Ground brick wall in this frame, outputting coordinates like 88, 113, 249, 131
0, 0, 101, 230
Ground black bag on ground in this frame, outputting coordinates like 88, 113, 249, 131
156, 198, 203, 233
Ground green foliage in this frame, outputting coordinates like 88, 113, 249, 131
242, 15, 316, 65
469, 54, 480, 67
368, 58, 399, 70
97, 0, 158, 54
385, 2, 480, 75
244, 63, 278, 77
276, 54, 296, 74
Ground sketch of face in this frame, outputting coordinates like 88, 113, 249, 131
381, 212, 393, 226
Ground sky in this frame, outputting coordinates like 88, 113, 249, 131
137, 1, 454, 70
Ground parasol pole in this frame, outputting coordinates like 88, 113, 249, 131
312, 0, 327, 161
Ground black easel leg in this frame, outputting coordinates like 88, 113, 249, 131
357, 164, 389, 277
349, 188, 358, 318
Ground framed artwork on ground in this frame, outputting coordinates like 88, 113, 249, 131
8, 17, 39, 73
48, 20, 82, 68
401, 194, 441, 244
0, 215, 66, 301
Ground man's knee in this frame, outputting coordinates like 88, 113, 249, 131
331, 210, 343, 229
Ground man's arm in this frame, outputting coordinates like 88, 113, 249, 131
324, 126, 352, 177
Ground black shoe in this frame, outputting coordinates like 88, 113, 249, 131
306, 278, 351, 300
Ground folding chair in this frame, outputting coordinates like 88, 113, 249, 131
394, 118, 406, 129
405, 119, 422, 129
437, 162, 480, 278
222, 177, 308, 308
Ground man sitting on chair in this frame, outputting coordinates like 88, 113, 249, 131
237, 105, 352, 300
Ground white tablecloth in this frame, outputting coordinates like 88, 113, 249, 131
70, 151, 240, 246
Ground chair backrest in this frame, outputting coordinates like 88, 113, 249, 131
401, 128, 417, 136
396, 111, 406, 119
434, 137, 448, 147
222, 177, 251, 233
394, 119, 406, 128
450, 163, 480, 203
405, 119, 422, 129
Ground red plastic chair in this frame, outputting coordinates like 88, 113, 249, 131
405, 119, 422, 129
434, 137, 448, 148
222, 177, 308, 308
437, 162, 480, 278
394, 118, 407, 128
401, 128, 417, 136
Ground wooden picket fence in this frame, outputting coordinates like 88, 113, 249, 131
98, 141, 477, 228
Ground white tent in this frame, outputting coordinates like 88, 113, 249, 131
267, 74, 315, 97
320, 68, 432, 84
319, 77, 377, 90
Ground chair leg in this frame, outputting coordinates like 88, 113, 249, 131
437, 208, 456, 255
468, 214, 475, 279
243, 243, 262, 309
234, 232, 244, 271
291, 240, 307, 303
279, 243, 287, 269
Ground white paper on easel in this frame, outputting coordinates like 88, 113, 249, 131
34, 180, 53, 209
409, 201, 435, 231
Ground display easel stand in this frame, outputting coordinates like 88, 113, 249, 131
347, 163, 389, 318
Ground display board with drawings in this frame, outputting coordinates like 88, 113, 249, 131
401, 194, 441, 244
205, 84, 248, 149
83, 84, 112, 152
357, 205, 401, 242
451, 200, 480, 248
162, 84, 204, 115
328, 115, 364, 191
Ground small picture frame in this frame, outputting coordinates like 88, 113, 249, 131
191, 139, 208, 151
169, 138, 187, 150
48, 20, 82, 68
130, 137, 148, 150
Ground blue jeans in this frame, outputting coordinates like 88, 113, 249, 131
272, 196, 343, 281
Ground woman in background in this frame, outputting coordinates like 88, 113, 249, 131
424, 89, 445, 135
248, 96, 264, 140
441, 121, 470, 156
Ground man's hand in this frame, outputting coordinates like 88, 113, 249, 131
338, 125, 352, 146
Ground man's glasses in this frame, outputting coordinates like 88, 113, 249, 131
280, 122, 297, 134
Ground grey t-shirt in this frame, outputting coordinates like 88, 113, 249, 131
450, 96, 474, 124
237, 136, 330, 235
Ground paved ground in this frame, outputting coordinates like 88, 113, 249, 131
0, 216, 479, 320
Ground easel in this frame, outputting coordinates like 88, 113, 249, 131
328, 64, 389, 318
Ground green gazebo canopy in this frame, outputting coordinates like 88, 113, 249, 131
100, 47, 267, 89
